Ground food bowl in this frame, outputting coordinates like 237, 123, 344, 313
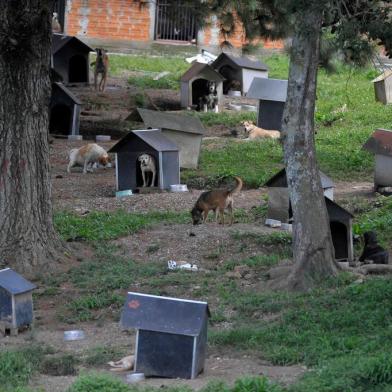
170, 184, 188, 192
125, 373, 145, 384
241, 104, 257, 112
116, 189, 133, 198
96, 135, 111, 142
228, 90, 241, 97
64, 330, 85, 341
228, 103, 242, 111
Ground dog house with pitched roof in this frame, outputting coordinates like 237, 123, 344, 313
212, 53, 268, 95
108, 129, 180, 192
52, 33, 93, 84
363, 128, 392, 190
49, 82, 81, 136
247, 78, 288, 130
131, 108, 205, 169
121, 292, 210, 379
372, 70, 392, 105
180, 62, 224, 111
264, 168, 334, 223
0, 268, 36, 334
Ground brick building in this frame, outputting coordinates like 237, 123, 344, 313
54, 0, 283, 52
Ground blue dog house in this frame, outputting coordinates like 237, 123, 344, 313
120, 292, 210, 379
0, 268, 36, 334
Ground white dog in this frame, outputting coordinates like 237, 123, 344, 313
67, 143, 110, 174
138, 153, 156, 187
241, 121, 280, 140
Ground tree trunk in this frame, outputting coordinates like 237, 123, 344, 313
0, 1, 63, 274
281, 8, 338, 291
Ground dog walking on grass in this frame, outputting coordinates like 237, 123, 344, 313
191, 177, 243, 225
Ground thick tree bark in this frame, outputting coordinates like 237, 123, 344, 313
0, 1, 63, 274
281, 8, 338, 291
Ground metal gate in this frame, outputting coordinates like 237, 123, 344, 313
53, 0, 65, 33
155, 0, 198, 43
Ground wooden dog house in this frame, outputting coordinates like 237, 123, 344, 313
52, 33, 93, 84
247, 78, 288, 130
363, 128, 392, 190
121, 292, 210, 379
131, 108, 205, 169
372, 70, 392, 105
212, 53, 268, 94
49, 82, 81, 136
108, 129, 180, 192
180, 62, 224, 111
0, 268, 36, 335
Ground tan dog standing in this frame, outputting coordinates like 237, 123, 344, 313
138, 153, 156, 187
93, 48, 109, 92
191, 177, 243, 225
241, 121, 280, 140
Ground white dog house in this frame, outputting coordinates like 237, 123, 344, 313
212, 53, 268, 95
132, 108, 205, 169
180, 63, 224, 111
372, 70, 392, 105
363, 128, 392, 190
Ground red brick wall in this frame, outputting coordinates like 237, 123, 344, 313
65, 0, 151, 41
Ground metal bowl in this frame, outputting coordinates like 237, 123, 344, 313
241, 104, 257, 112
64, 330, 85, 341
228, 90, 241, 97
125, 372, 145, 384
170, 184, 188, 192
96, 135, 111, 142
228, 103, 242, 111
116, 189, 133, 198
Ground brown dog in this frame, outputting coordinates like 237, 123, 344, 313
93, 48, 109, 92
191, 177, 243, 225
241, 121, 280, 140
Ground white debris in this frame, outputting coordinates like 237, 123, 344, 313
168, 260, 198, 271
186, 49, 217, 64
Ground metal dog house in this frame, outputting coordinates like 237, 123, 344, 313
363, 128, 392, 190
120, 292, 210, 379
247, 78, 288, 130
108, 129, 180, 192
212, 53, 268, 94
52, 33, 93, 84
0, 268, 36, 335
131, 108, 205, 169
49, 82, 81, 136
180, 62, 224, 111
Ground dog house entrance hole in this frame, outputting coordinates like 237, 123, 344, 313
219, 65, 240, 94
136, 155, 158, 188
49, 104, 71, 134
330, 221, 348, 260
191, 79, 212, 110
69, 55, 87, 83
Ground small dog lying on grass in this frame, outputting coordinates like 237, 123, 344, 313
191, 176, 243, 225
67, 143, 110, 174
241, 120, 280, 140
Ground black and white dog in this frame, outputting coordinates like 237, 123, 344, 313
199, 81, 219, 113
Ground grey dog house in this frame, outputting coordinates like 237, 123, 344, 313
131, 108, 205, 169
212, 53, 268, 95
180, 62, 224, 110
49, 82, 81, 136
0, 268, 36, 334
120, 292, 210, 379
363, 128, 392, 190
247, 78, 288, 131
52, 33, 93, 84
108, 129, 180, 192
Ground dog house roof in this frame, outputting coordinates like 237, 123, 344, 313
247, 78, 288, 102
121, 292, 210, 336
212, 53, 268, 71
363, 129, 392, 157
135, 109, 205, 135
52, 33, 93, 54
180, 62, 225, 82
325, 197, 353, 218
372, 70, 392, 83
264, 168, 334, 189
0, 268, 36, 295
108, 129, 179, 153
52, 82, 81, 104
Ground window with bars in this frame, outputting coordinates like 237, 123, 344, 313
154, 0, 198, 43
